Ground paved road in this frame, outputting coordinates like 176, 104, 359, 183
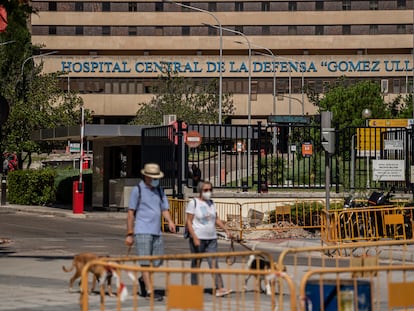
1, 205, 412, 311
0, 207, 285, 311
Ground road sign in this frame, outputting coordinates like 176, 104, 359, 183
186, 130, 202, 148
368, 119, 410, 127
268, 115, 310, 124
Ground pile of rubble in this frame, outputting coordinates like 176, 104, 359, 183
0, 238, 11, 245
240, 221, 320, 240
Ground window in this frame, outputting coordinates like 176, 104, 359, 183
397, 0, 406, 8
128, 2, 137, 12
155, 26, 163, 36
288, 1, 297, 11
342, 25, 351, 35
262, 26, 270, 35
342, 0, 351, 10
369, 25, 378, 35
49, 2, 57, 11
128, 26, 137, 36
250, 81, 258, 101
288, 25, 297, 35
181, 2, 191, 11
369, 0, 378, 10
102, 2, 111, 12
182, 26, 190, 36
315, 1, 323, 10
235, 25, 243, 33
155, 2, 163, 11
75, 2, 84, 11
397, 24, 406, 34
208, 2, 217, 11
208, 27, 217, 36
262, 2, 270, 11
235, 2, 244, 11
393, 79, 400, 94
102, 26, 110, 36
75, 26, 84, 35
49, 26, 56, 35
315, 25, 324, 35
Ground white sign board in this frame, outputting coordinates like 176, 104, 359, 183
373, 160, 405, 181
384, 139, 404, 150
70, 143, 80, 153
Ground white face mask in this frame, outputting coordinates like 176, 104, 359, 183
201, 191, 212, 201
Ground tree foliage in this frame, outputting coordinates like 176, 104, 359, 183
130, 71, 234, 125
308, 78, 387, 128
308, 77, 412, 129
0, 1, 84, 168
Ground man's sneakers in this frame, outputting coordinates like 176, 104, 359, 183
138, 276, 163, 301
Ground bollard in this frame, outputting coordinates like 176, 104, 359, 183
1, 175, 6, 205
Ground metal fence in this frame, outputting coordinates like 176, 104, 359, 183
141, 122, 414, 195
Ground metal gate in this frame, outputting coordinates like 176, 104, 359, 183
338, 125, 411, 192
141, 122, 413, 194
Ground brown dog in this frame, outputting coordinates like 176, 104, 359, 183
62, 252, 113, 296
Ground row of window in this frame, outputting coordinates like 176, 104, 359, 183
36, 0, 408, 13
60, 77, 413, 96
34, 24, 412, 36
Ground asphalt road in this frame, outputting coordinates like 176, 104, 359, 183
0, 210, 252, 258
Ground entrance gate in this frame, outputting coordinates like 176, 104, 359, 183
141, 122, 413, 195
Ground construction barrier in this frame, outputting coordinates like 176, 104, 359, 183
299, 265, 414, 311
79, 251, 296, 311
322, 205, 414, 243
166, 198, 344, 240
274, 239, 414, 310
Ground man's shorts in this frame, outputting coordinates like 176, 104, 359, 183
135, 234, 164, 267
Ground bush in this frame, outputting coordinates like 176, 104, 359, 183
54, 168, 92, 205
8, 169, 56, 206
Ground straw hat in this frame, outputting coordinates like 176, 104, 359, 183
141, 163, 164, 179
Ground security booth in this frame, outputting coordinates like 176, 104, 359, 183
33, 124, 148, 209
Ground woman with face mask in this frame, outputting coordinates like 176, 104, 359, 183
185, 180, 233, 297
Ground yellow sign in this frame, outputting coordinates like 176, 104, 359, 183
368, 119, 409, 127
357, 128, 386, 151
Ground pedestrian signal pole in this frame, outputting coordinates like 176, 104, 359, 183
321, 111, 335, 239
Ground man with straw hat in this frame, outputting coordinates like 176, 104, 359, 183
125, 163, 176, 301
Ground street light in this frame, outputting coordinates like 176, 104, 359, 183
20, 51, 59, 79
205, 24, 251, 126
276, 56, 305, 116
166, 1, 223, 125
362, 108, 372, 190
204, 23, 252, 187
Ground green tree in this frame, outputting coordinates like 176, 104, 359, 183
309, 78, 388, 128
387, 94, 413, 118
130, 71, 234, 125
0, 1, 84, 168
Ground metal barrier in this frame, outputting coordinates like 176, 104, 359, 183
79, 251, 297, 311
322, 205, 414, 243
274, 240, 414, 310
299, 265, 414, 311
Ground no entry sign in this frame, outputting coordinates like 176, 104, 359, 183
186, 130, 202, 148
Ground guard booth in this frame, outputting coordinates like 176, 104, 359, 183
32, 123, 184, 209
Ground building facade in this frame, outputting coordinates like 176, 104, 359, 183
30, 0, 413, 125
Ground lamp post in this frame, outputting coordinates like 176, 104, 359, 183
362, 108, 372, 190
20, 51, 59, 109
167, 1, 223, 124
205, 24, 252, 187
276, 56, 305, 116
206, 24, 251, 125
